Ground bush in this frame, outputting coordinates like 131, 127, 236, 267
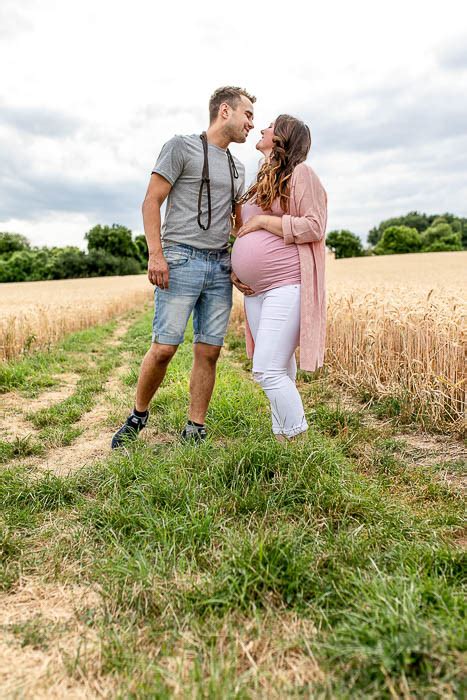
368, 212, 467, 249
44, 247, 89, 279
85, 224, 140, 261
326, 230, 365, 259
421, 223, 462, 253
115, 257, 142, 275
0, 232, 30, 257
368, 212, 432, 246
1, 251, 37, 281
134, 235, 148, 265
0, 225, 146, 282
374, 226, 422, 255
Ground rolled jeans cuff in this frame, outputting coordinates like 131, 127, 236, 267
273, 420, 309, 438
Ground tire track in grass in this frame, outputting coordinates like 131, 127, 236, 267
0, 316, 137, 470
35, 352, 174, 476
28, 359, 132, 475
0, 374, 80, 441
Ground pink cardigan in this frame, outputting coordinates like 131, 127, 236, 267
245, 162, 327, 371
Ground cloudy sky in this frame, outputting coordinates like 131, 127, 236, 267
1, 0, 466, 248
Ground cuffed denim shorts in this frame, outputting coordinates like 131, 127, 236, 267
152, 243, 233, 346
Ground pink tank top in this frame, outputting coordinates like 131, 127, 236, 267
231, 201, 301, 295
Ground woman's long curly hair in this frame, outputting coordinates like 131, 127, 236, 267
239, 114, 311, 213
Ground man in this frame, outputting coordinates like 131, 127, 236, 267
112, 86, 255, 448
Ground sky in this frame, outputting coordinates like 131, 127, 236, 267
1, 0, 466, 248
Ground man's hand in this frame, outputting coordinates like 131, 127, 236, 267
148, 251, 169, 288
236, 214, 264, 238
231, 271, 254, 296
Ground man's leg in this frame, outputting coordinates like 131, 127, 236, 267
135, 343, 178, 412
188, 343, 222, 424
112, 244, 200, 448
181, 252, 232, 441
111, 343, 179, 449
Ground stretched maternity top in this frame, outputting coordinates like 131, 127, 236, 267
230, 201, 301, 295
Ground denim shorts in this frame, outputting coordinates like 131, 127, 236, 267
152, 243, 232, 346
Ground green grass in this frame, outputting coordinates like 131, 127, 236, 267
7, 615, 61, 650
0, 435, 45, 463
1, 313, 143, 459
0, 321, 119, 395
26, 324, 123, 432
1, 309, 465, 697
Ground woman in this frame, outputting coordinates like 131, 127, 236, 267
230, 114, 327, 441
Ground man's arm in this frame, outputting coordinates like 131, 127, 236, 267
142, 173, 172, 288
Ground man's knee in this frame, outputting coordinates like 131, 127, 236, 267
150, 342, 178, 365
194, 343, 222, 366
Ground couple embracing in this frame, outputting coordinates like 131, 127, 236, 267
112, 85, 327, 449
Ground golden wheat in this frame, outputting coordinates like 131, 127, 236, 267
233, 251, 466, 431
0, 275, 152, 361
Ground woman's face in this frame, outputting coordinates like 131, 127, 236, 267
256, 122, 275, 153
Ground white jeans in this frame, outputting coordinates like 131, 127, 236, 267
245, 284, 308, 438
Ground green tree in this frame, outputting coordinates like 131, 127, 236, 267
0, 259, 10, 282
134, 234, 148, 264
374, 225, 422, 255
45, 247, 89, 279
0, 232, 31, 257
421, 223, 462, 252
326, 230, 365, 259
368, 212, 432, 246
85, 223, 140, 260
432, 214, 467, 249
85, 249, 123, 277
28, 248, 51, 280
2, 250, 37, 281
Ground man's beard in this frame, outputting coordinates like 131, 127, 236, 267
225, 123, 246, 144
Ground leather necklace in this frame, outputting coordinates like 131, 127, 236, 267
197, 132, 239, 230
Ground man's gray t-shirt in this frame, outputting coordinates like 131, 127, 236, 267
152, 134, 245, 250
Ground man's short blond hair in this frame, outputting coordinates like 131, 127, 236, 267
209, 86, 256, 123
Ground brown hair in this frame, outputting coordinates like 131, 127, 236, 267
240, 114, 311, 213
209, 86, 256, 124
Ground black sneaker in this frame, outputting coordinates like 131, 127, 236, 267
180, 422, 207, 443
111, 411, 149, 449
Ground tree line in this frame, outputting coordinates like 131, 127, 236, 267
0, 225, 148, 283
1, 211, 466, 282
326, 212, 467, 259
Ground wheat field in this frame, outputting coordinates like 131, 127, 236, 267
0, 275, 152, 361
2, 252, 465, 430
233, 251, 466, 431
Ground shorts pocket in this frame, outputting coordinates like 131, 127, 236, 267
164, 247, 190, 268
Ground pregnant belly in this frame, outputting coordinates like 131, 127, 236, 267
231, 230, 300, 294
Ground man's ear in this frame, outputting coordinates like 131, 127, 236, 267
219, 102, 231, 120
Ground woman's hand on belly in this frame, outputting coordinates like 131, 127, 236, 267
231, 271, 255, 296
237, 214, 284, 238
237, 215, 265, 238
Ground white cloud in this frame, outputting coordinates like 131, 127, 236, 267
0, 0, 466, 247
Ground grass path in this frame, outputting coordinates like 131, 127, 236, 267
0, 309, 465, 698
0, 314, 137, 470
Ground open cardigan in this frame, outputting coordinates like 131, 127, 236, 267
244, 161, 328, 371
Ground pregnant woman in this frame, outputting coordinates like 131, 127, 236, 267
231, 114, 327, 441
